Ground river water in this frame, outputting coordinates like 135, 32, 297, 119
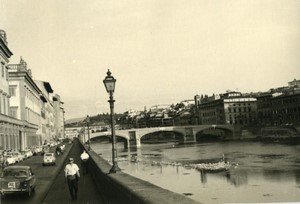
90, 141, 300, 203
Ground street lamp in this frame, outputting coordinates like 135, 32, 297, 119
103, 69, 121, 173
86, 115, 91, 150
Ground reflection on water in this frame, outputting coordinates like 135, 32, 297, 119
91, 141, 300, 203
200, 170, 207, 184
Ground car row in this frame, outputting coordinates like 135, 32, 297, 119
0, 153, 56, 197
0, 142, 67, 197
1, 148, 36, 166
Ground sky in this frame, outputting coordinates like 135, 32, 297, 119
1, 0, 300, 120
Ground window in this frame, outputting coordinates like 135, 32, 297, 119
9, 86, 17, 96
0, 133, 3, 148
1, 63, 4, 77
3, 97, 6, 115
10, 107, 18, 118
6, 67, 8, 81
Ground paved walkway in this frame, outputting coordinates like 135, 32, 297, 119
42, 140, 105, 204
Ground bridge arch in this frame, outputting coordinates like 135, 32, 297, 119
90, 132, 129, 140
195, 127, 233, 142
140, 130, 185, 144
89, 133, 129, 149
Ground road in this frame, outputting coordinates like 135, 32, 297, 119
1, 143, 71, 204
1, 139, 108, 204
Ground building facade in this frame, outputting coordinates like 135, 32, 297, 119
288, 79, 300, 88
35, 80, 55, 144
8, 58, 42, 148
0, 30, 12, 118
53, 94, 65, 139
257, 92, 300, 126
197, 92, 257, 126
0, 30, 25, 151
1, 29, 65, 150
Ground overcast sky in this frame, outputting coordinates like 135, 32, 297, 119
1, 0, 300, 119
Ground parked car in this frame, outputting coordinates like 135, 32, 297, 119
5, 153, 18, 164
11, 152, 25, 163
21, 149, 33, 159
5, 155, 16, 166
42, 153, 56, 166
0, 165, 36, 197
30, 146, 42, 156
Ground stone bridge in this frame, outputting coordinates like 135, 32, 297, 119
81, 124, 238, 148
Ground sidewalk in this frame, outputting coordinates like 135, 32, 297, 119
42, 140, 106, 204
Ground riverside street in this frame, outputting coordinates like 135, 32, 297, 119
1, 140, 105, 204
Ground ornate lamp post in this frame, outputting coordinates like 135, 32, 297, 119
86, 115, 91, 150
103, 69, 121, 173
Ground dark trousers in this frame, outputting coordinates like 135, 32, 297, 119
67, 176, 78, 199
81, 160, 88, 175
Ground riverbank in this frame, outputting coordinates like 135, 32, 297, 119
239, 125, 300, 141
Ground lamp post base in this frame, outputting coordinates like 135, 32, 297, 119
109, 164, 121, 174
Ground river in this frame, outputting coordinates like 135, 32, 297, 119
90, 140, 300, 203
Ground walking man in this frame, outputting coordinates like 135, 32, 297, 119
64, 157, 80, 201
80, 150, 89, 175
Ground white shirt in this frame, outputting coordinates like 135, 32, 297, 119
80, 152, 89, 161
64, 163, 79, 176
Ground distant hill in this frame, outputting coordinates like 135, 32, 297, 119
65, 113, 124, 127
65, 117, 85, 124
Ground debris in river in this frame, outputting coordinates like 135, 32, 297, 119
151, 159, 238, 172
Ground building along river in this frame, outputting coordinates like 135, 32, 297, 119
90, 138, 300, 204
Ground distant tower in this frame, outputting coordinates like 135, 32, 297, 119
194, 95, 200, 106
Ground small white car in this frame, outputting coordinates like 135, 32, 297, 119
6, 152, 19, 163
22, 149, 33, 158
12, 152, 25, 162
5, 155, 16, 165
31, 146, 42, 155
42, 153, 56, 166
